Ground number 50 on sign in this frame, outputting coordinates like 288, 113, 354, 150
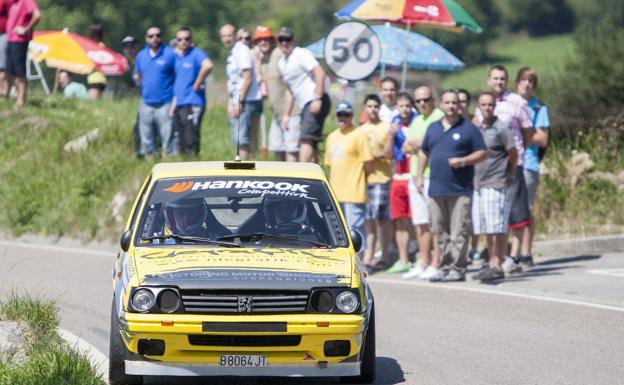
323, 21, 381, 81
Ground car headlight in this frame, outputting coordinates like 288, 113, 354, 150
158, 289, 181, 313
311, 290, 334, 313
132, 288, 156, 312
335, 291, 359, 313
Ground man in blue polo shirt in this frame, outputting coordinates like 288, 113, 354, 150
134, 25, 177, 157
416, 90, 486, 282
172, 26, 213, 155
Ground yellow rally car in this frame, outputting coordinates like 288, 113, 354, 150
110, 161, 375, 384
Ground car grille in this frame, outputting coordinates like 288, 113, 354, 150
188, 334, 302, 347
179, 290, 309, 314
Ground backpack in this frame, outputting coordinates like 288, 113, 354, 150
531, 99, 548, 162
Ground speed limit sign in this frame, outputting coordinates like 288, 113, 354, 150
323, 21, 381, 81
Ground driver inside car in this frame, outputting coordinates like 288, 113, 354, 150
163, 198, 231, 239
263, 198, 309, 235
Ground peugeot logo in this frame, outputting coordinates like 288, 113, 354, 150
237, 296, 254, 313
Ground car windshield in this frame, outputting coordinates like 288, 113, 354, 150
136, 177, 348, 248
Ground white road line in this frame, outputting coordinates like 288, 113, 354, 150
587, 269, 624, 278
60, 328, 109, 381
0, 240, 114, 257
369, 277, 624, 314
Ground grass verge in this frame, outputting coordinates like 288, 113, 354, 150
441, 33, 575, 92
0, 293, 104, 385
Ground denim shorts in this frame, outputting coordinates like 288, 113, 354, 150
230, 100, 263, 146
340, 202, 367, 251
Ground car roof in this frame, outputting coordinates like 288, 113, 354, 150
150, 161, 328, 181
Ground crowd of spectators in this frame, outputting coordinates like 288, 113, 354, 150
1, 12, 551, 281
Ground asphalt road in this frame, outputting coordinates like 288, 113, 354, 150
1, 238, 623, 385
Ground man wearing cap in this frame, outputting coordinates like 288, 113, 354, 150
324, 101, 374, 253
277, 26, 330, 163
253, 25, 301, 162
220, 23, 263, 161
172, 26, 213, 155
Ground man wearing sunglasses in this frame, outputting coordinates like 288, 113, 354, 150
277, 27, 330, 163
402, 86, 444, 280
221, 23, 263, 161
171, 26, 213, 155
253, 25, 301, 162
134, 26, 177, 157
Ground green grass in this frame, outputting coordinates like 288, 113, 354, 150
0, 95, 234, 240
441, 33, 575, 93
0, 294, 104, 385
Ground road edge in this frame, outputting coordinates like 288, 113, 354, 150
60, 328, 109, 383
534, 234, 624, 256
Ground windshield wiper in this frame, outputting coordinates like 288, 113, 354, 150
217, 233, 331, 248
140, 233, 241, 247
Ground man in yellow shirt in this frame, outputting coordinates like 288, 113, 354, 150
358, 94, 393, 270
324, 101, 374, 254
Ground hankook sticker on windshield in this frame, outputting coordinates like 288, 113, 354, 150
164, 180, 315, 199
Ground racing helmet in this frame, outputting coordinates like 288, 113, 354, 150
163, 198, 208, 236
263, 197, 308, 229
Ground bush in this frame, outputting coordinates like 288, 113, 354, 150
546, 16, 624, 131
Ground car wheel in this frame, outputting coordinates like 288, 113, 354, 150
109, 299, 143, 385
340, 305, 376, 383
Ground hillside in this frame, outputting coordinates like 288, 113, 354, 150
441, 33, 575, 92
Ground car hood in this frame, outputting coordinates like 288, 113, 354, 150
132, 247, 353, 290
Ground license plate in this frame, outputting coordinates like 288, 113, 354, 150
219, 354, 267, 367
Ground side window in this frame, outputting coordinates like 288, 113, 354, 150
128, 175, 152, 232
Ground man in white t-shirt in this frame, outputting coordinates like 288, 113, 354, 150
277, 27, 330, 163
379, 76, 399, 123
220, 24, 263, 160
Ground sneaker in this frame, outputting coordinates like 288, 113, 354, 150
427, 268, 446, 282
403, 264, 425, 279
468, 248, 480, 261
519, 255, 534, 268
501, 256, 523, 276
430, 269, 465, 282
443, 270, 466, 282
419, 266, 441, 280
471, 265, 489, 281
386, 261, 411, 274
478, 266, 504, 282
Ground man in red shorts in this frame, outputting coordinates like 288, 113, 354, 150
384, 92, 418, 273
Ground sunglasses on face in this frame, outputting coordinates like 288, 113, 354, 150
278, 36, 293, 43
415, 97, 432, 104
242, 36, 251, 41
177, 36, 191, 42
337, 112, 352, 117
147, 33, 161, 39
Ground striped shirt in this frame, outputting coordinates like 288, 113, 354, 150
475, 91, 532, 166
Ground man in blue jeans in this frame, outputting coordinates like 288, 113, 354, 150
134, 26, 177, 157
171, 26, 213, 155
220, 24, 263, 160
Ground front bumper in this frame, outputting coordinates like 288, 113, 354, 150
125, 361, 359, 377
120, 312, 367, 376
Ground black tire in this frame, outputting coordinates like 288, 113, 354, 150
109, 299, 143, 385
341, 306, 376, 383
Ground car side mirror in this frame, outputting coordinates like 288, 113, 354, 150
350, 230, 363, 253
120, 230, 132, 252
